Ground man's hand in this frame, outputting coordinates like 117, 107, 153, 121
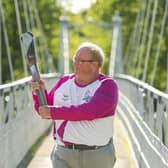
39, 105, 51, 119
31, 79, 46, 95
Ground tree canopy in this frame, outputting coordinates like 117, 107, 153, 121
1, 0, 167, 92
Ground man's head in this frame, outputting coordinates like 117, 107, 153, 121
73, 42, 105, 67
73, 42, 105, 84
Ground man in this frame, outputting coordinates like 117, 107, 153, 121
32, 42, 118, 168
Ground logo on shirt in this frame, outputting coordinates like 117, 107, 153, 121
82, 90, 92, 102
62, 94, 69, 101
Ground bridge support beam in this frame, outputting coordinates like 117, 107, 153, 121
58, 15, 70, 75
109, 13, 122, 77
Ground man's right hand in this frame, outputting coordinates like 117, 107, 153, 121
31, 79, 46, 95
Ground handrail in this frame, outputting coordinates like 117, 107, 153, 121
115, 73, 168, 167
0, 72, 60, 168
115, 74, 168, 99
0, 73, 60, 90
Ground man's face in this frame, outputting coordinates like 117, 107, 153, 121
73, 48, 99, 77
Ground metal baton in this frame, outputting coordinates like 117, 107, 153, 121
20, 32, 47, 106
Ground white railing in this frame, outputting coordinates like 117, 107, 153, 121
115, 74, 168, 168
0, 73, 60, 168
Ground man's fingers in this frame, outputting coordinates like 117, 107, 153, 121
31, 81, 41, 94
39, 106, 51, 119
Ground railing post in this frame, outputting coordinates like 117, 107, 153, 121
165, 102, 168, 147
58, 15, 70, 75
0, 89, 4, 125
0, 8, 1, 84
157, 96, 163, 141
149, 92, 154, 131
109, 12, 122, 77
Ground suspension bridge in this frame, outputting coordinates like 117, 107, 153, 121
0, 0, 168, 168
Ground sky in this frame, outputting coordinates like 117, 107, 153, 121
56, 0, 96, 14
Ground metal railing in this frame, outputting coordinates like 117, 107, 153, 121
0, 73, 60, 168
115, 74, 168, 168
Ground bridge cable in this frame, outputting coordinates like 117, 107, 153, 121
0, 0, 15, 81
0, 5, 1, 84
167, 43, 168, 93
150, 0, 168, 86
136, 0, 152, 78
14, 0, 28, 76
124, 0, 148, 75
133, 0, 147, 76
124, 10, 141, 74
27, 0, 35, 30
33, 0, 52, 73
33, 0, 55, 73
26, 0, 46, 73
142, 0, 159, 82
124, 32, 133, 73
22, 0, 31, 31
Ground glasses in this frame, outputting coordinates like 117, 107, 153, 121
73, 59, 97, 65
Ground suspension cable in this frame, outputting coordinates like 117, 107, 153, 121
27, 0, 35, 30
33, 0, 54, 72
150, 0, 168, 85
133, 0, 147, 76
124, 32, 133, 73
0, 0, 14, 81
14, 0, 28, 76
124, 11, 141, 74
136, 0, 152, 78
31, 0, 47, 73
167, 42, 168, 93
0, 4, 1, 84
22, 0, 31, 31
142, 0, 159, 81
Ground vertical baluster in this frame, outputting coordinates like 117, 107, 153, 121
0, 89, 4, 125
163, 100, 168, 147
149, 92, 154, 131
23, 83, 29, 112
16, 85, 23, 115
4, 90, 10, 123
145, 90, 151, 124
157, 96, 163, 141
8, 87, 14, 121
0, 4, 2, 84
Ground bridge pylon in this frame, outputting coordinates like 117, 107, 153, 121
58, 15, 70, 75
109, 12, 122, 77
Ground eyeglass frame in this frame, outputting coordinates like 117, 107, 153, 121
72, 58, 98, 65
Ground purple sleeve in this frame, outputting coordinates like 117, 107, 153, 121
32, 75, 72, 113
50, 79, 118, 121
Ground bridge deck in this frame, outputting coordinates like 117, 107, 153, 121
27, 114, 137, 168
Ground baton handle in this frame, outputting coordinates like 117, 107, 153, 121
36, 88, 47, 106
30, 64, 47, 106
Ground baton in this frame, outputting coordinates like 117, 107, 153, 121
20, 32, 47, 106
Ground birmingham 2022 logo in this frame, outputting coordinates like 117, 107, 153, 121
82, 90, 92, 102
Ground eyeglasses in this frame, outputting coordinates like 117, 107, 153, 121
73, 59, 97, 65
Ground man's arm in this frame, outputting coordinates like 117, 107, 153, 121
39, 79, 118, 121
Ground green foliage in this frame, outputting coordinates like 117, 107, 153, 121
1, 0, 61, 83
2, 0, 167, 92
68, 17, 111, 73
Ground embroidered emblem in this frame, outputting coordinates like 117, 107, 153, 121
62, 94, 69, 101
82, 90, 92, 102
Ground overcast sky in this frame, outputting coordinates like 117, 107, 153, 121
56, 0, 96, 14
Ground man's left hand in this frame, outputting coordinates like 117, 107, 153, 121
39, 105, 51, 119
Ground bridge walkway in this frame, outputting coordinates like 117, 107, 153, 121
27, 114, 137, 168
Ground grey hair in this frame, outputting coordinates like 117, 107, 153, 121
76, 42, 105, 67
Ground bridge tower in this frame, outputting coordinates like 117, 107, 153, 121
109, 13, 122, 77
58, 15, 70, 75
